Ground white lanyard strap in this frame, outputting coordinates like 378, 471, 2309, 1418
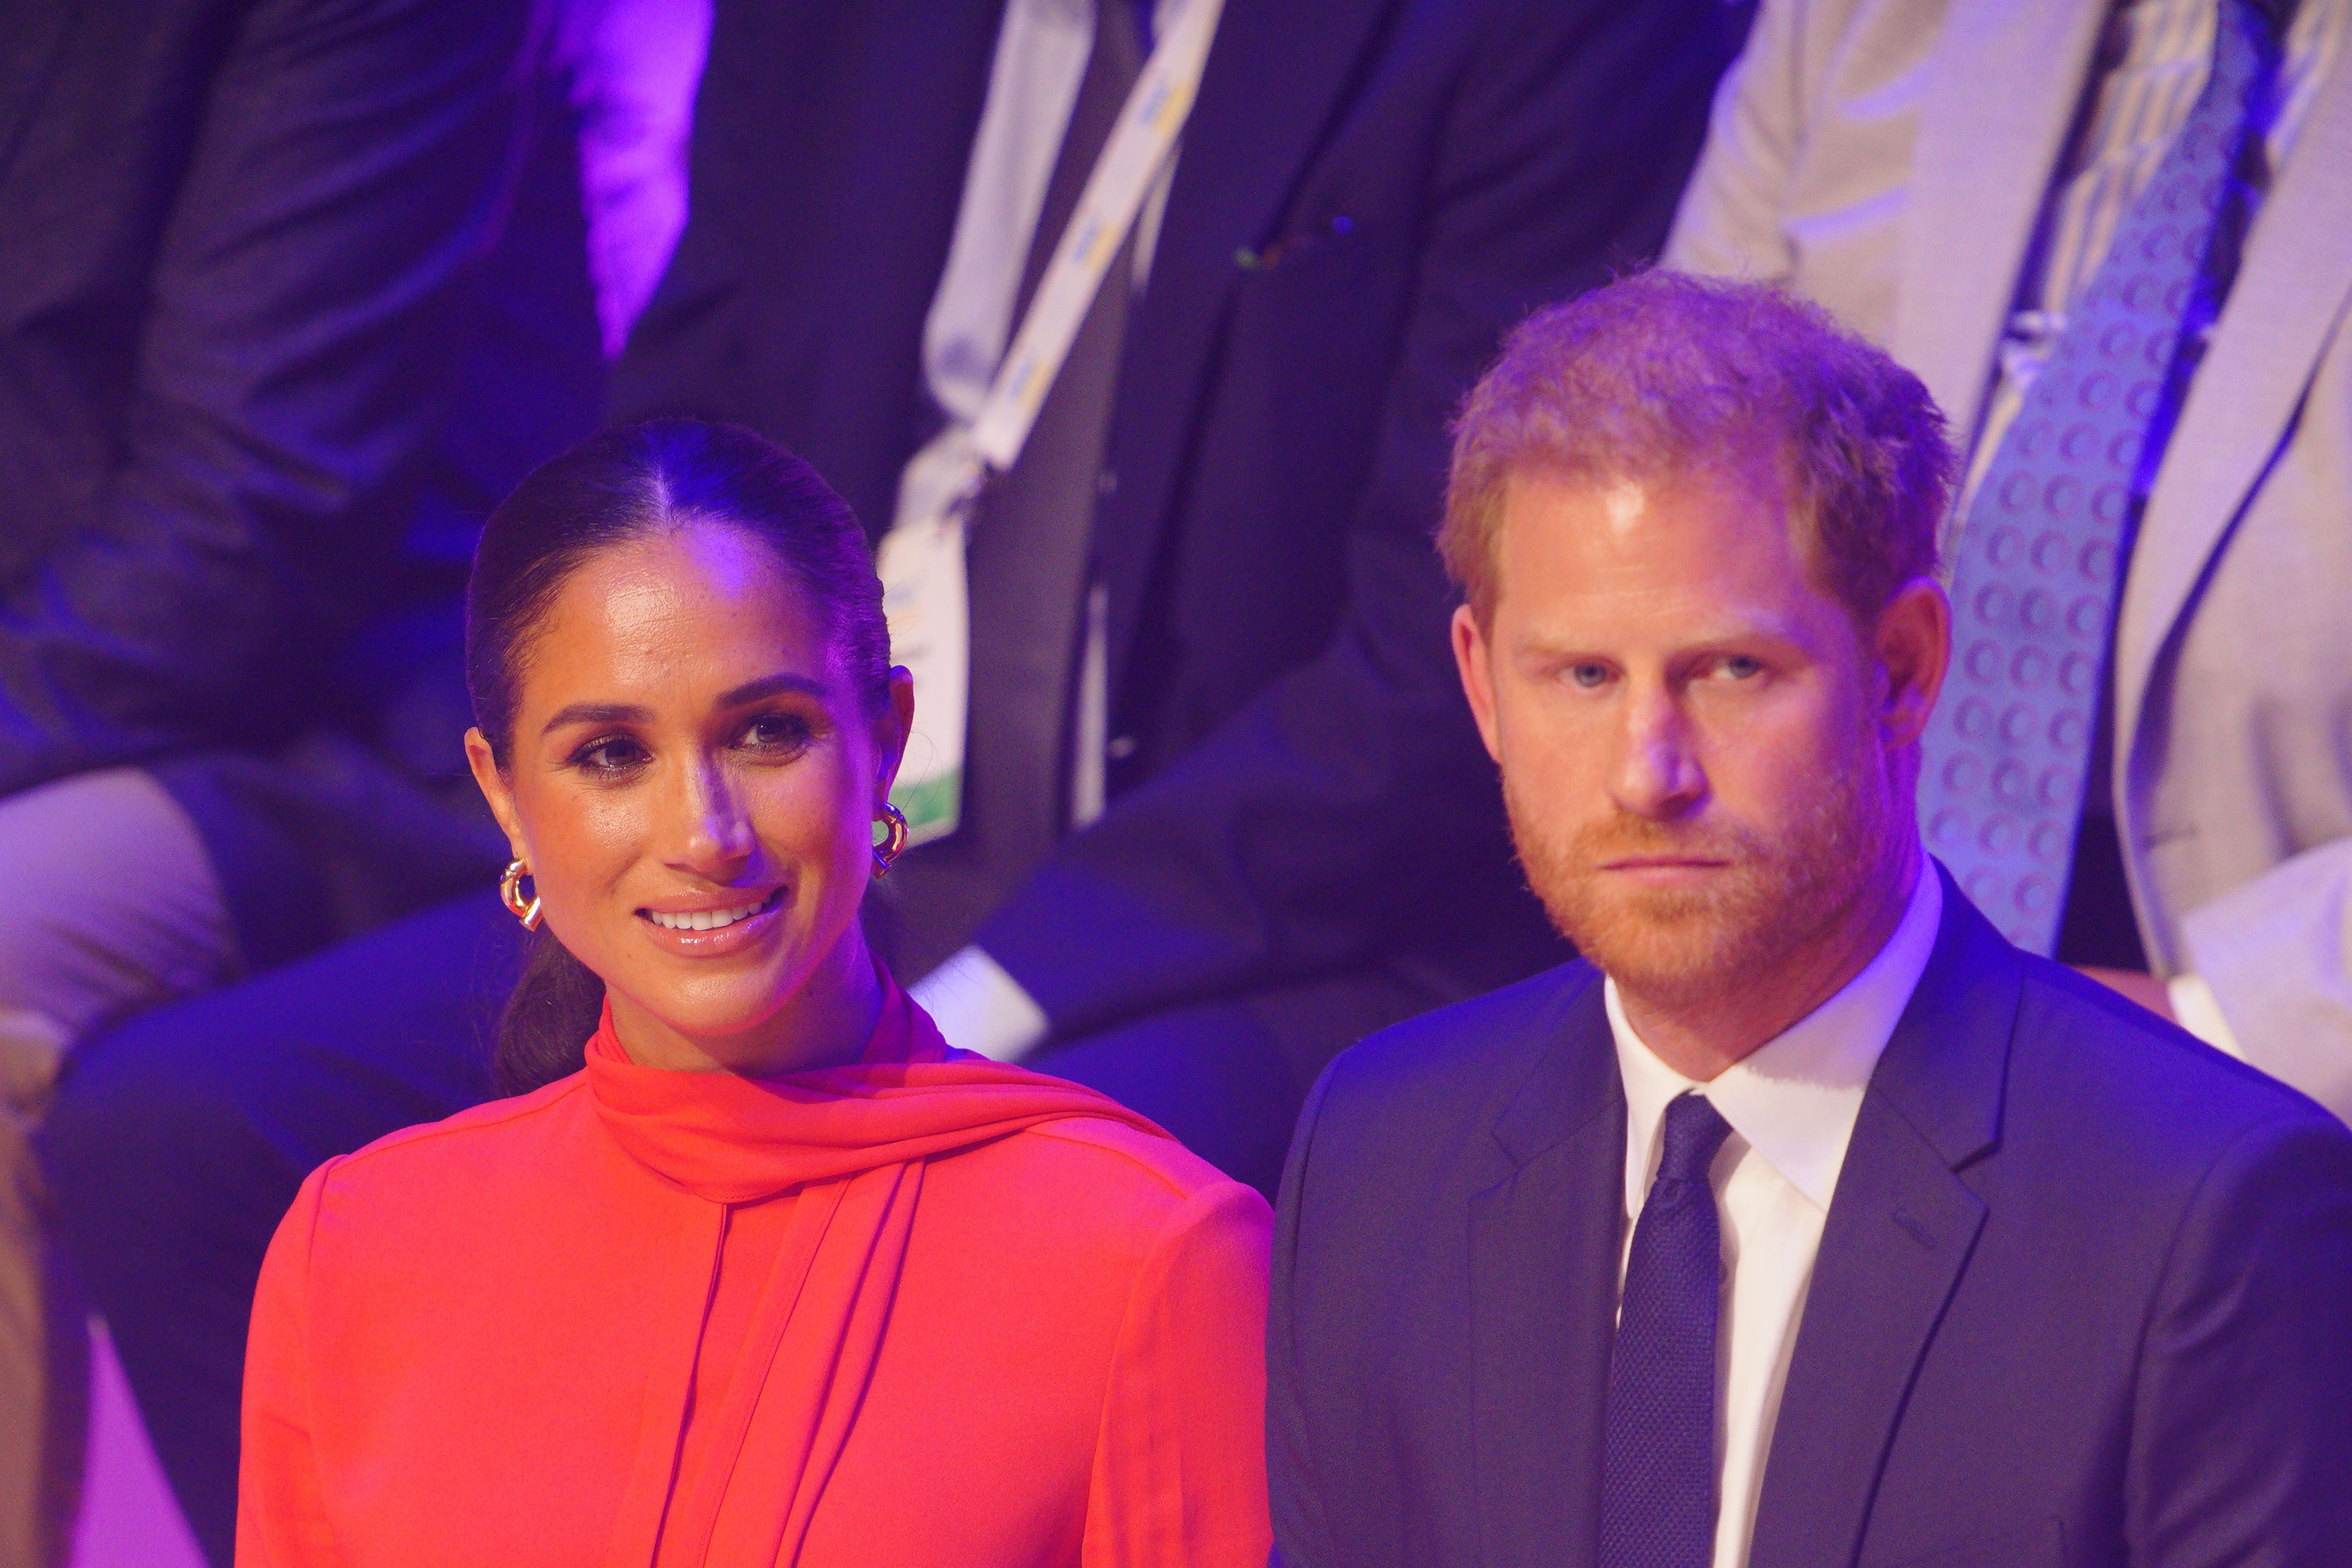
965, 0, 1227, 474
877, 0, 1227, 847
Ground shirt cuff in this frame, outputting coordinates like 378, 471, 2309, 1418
2167, 972, 2247, 1062
908, 945, 1050, 1062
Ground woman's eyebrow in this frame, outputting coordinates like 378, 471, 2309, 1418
714, 673, 828, 707
540, 701, 651, 735
537, 675, 825, 737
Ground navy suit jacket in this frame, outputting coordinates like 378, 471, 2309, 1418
613, 0, 1736, 1031
1268, 867, 2352, 1566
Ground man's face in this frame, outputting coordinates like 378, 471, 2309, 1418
1452, 461, 1934, 1007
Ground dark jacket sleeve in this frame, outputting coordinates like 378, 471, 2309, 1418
2129, 1109, 2352, 1562
974, 0, 1734, 1032
0, 0, 533, 797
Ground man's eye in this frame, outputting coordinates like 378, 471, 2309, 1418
1717, 654, 1764, 680
1567, 662, 1612, 689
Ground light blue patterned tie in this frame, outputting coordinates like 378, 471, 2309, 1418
1918, 0, 2279, 951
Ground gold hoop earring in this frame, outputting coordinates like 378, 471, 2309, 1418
499, 858, 543, 930
872, 803, 910, 877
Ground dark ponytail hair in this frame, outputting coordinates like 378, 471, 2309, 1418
467, 419, 891, 1094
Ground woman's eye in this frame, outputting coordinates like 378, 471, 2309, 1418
739, 714, 814, 754
574, 737, 649, 775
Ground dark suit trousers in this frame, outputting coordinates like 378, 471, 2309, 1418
38, 889, 1429, 1563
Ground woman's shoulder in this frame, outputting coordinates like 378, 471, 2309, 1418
309, 1072, 596, 1208
258, 1075, 605, 1317
910, 1112, 1271, 1352
951, 1110, 1273, 1251
1013, 1112, 1239, 1196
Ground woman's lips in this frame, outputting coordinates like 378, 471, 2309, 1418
635, 887, 786, 957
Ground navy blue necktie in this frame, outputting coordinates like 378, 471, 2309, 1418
1600, 1093, 1735, 1568
1917, 0, 2285, 951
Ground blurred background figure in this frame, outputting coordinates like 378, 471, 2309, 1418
1668, 0, 2352, 1123
0, 0, 620, 1560
0, 0, 588, 1560
42, 0, 1741, 1560
564, 0, 713, 359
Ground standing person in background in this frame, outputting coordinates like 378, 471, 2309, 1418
1668, 0, 2352, 1122
0, 0, 600, 1562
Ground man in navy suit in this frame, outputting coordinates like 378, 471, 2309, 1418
1266, 271, 2352, 1567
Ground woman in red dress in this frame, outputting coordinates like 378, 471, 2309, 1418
236, 420, 1272, 1566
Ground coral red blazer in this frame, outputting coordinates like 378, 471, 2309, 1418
237, 981, 1272, 1566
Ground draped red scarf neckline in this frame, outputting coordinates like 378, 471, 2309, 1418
581, 977, 1167, 1204
575, 977, 1174, 1564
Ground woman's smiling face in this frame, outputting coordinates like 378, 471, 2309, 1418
467, 516, 909, 1072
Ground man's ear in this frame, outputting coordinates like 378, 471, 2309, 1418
1872, 577, 1950, 749
463, 727, 530, 864
1452, 603, 1504, 763
873, 667, 916, 806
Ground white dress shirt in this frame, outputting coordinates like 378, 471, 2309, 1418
1605, 863, 1943, 1568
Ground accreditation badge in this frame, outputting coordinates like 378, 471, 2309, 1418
878, 492, 973, 847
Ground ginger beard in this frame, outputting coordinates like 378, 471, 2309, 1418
1508, 693, 1902, 1008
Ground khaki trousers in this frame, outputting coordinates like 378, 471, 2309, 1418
0, 771, 236, 1568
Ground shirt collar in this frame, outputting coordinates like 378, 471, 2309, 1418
1607, 862, 1943, 1215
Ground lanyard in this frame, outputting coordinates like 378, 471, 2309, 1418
963, 0, 1227, 476
878, 0, 1227, 846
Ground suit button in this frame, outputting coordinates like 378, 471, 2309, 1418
1096, 468, 1118, 497
1107, 735, 1138, 760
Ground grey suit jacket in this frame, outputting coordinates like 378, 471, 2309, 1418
1666, 0, 2352, 1122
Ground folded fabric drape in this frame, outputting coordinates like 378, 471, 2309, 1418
584, 982, 1167, 1201
580, 987, 1173, 1564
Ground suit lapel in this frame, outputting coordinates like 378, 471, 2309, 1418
1892, 0, 2108, 446
2114, 42, 2352, 765
1468, 970, 1625, 1568
1095, 0, 1399, 694
1747, 871, 2014, 1568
